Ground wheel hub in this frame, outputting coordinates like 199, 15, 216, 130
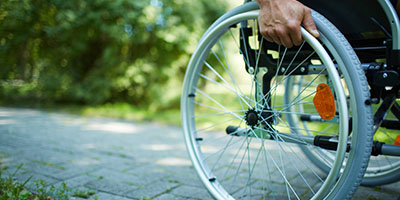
245, 109, 260, 127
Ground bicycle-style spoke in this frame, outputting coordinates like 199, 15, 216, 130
196, 117, 237, 134
254, 122, 325, 191
202, 62, 253, 107
194, 87, 244, 120
217, 40, 247, 111
245, 126, 314, 199
194, 110, 245, 118
181, 12, 361, 199
259, 50, 318, 107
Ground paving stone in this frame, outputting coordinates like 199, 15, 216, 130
20, 160, 66, 177
233, 187, 270, 199
2, 157, 32, 169
167, 173, 203, 187
219, 177, 260, 195
126, 163, 169, 175
0, 145, 19, 155
170, 185, 213, 199
163, 166, 197, 175
50, 165, 100, 180
65, 156, 103, 167
378, 181, 400, 196
0, 134, 35, 148
86, 192, 133, 200
353, 186, 400, 200
125, 180, 179, 199
154, 193, 190, 200
13, 172, 61, 190
131, 171, 168, 186
287, 170, 322, 189
97, 156, 139, 172
63, 186, 99, 200
0, 107, 397, 200
85, 179, 136, 196
255, 181, 309, 199
88, 168, 160, 186
54, 175, 99, 189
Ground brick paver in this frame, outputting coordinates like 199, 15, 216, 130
0, 107, 399, 199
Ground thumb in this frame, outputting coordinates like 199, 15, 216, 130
303, 9, 320, 38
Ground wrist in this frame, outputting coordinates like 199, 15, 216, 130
257, 0, 291, 8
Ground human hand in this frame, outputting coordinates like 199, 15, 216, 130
257, 0, 319, 48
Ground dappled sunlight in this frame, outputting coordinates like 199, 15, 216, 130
156, 157, 191, 166
142, 144, 174, 151
201, 145, 220, 154
83, 122, 140, 134
70, 158, 101, 166
0, 119, 15, 125
82, 143, 97, 150
0, 109, 40, 117
0, 111, 14, 117
0, 157, 13, 164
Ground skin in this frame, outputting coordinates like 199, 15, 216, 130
257, 0, 400, 48
256, 0, 320, 48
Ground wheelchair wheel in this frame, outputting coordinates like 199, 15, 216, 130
362, 102, 400, 186
298, 88, 400, 187
181, 2, 373, 199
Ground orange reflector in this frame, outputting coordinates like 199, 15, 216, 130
395, 135, 400, 146
313, 83, 336, 121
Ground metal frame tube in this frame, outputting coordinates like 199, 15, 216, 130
378, 0, 400, 50
381, 144, 400, 156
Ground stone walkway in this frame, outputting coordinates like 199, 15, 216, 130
0, 107, 399, 200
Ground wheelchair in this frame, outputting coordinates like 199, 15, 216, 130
181, 0, 400, 199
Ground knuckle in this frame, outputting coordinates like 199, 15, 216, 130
260, 29, 268, 37
296, 36, 304, 45
267, 29, 276, 37
294, 39, 302, 46
274, 27, 285, 36
287, 21, 299, 31
273, 37, 281, 44
304, 7, 311, 14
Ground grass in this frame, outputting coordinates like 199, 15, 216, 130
72, 189, 96, 198
0, 168, 69, 200
0, 164, 96, 200
80, 103, 181, 126
30, 160, 65, 170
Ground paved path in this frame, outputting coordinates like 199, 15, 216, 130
0, 107, 399, 200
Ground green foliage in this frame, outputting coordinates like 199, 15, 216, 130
80, 102, 181, 125
33, 180, 71, 200
0, 165, 95, 200
0, 0, 228, 108
72, 189, 96, 198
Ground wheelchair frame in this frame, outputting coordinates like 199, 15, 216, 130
181, 0, 400, 199
237, 0, 400, 157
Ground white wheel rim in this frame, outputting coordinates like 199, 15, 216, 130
181, 10, 349, 200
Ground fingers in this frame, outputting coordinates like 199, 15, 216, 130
260, 27, 282, 46
276, 28, 293, 48
287, 21, 302, 46
261, 26, 297, 48
303, 8, 320, 38
257, 3, 319, 48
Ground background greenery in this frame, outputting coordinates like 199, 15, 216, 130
0, 0, 232, 123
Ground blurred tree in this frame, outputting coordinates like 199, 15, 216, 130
0, 0, 227, 109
